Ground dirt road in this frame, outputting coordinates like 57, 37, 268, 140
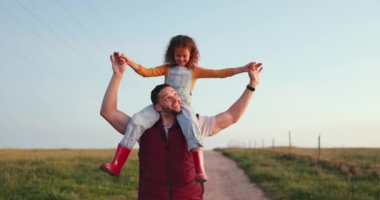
203, 151, 269, 200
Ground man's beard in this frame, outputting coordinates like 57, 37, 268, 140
171, 109, 182, 115
162, 106, 182, 115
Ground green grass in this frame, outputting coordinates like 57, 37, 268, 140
2, 148, 380, 200
269, 147, 380, 170
217, 148, 380, 200
0, 149, 138, 200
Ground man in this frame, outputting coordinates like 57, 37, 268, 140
100, 52, 262, 200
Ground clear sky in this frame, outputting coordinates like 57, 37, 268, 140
1, 0, 379, 149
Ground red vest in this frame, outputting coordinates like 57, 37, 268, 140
138, 121, 203, 200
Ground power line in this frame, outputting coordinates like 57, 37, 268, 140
0, 6, 52, 47
53, 0, 109, 55
0, 4, 99, 81
30, 0, 105, 70
82, 0, 119, 47
14, 0, 105, 80
0, 41, 64, 81
0, 40, 96, 99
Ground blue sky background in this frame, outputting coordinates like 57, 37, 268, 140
1, 0, 379, 149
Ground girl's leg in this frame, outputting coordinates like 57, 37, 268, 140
176, 104, 207, 182
176, 104, 203, 150
100, 143, 131, 177
100, 105, 159, 176
120, 105, 159, 148
191, 147, 208, 183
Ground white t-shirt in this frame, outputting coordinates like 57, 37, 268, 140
163, 115, 216, 140
198, 115, 217, 140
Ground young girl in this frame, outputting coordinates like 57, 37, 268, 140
100, 35, 251, 182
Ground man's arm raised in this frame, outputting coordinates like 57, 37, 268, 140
213, 62, 262, 134
100, 52, 131, 134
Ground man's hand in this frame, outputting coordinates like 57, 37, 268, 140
110, 52, 127, 77
248, 62, 262, 88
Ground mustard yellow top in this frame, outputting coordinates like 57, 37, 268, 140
135, 64, 236, 91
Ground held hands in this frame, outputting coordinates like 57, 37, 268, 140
243, 61, 262, 72
110, 52, 127, 77
118, 53, 140, 72
247, 62, 263, 88
243, 62, 253, 72
119, 54, 130, 65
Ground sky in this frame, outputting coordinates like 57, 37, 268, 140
0, 0, 379, 150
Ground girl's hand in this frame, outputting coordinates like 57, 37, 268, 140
118, 53, 140, 72
120, 53, 130, 65
247, 62, 262, 71
243, 61, 263, 72
243, 62, 252, 72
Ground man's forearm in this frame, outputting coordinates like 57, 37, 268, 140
100, 74, 122, 118
213, 63, 260, 134
227, 77, 258, 121
100, 73, 131, 134
227, 86, 254, 122
213, 85, 254, 133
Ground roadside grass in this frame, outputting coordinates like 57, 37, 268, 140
0, 149, 138, 200
217, 148, 380, 200
269, 147, 380, 170
2, 148, 380, 200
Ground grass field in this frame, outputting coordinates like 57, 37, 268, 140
269, 147, 380, 170
217, 148, 380, 200
1, 148, 380, 200
0, 149, 139, 200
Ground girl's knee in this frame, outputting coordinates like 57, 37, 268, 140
191, 146, 202, 151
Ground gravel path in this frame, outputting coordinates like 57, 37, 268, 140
203, 151, 269, 200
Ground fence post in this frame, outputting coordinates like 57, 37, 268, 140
288, 131, 292, 155
318, 133, 321, 160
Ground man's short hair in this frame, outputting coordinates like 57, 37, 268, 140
151, 83, 171, 105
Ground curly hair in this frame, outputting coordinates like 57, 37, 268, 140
164, 35, 199, 68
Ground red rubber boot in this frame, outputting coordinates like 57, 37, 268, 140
100, 144, 131, 177
192, 150, 208, 183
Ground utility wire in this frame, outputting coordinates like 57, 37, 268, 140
30, 0, 105, 70
0, 40, 95, 99
14, 0, 105, 80
0, 5, 54, 47
54, 0, 109, 55
0, 4, 96, 81
82, 0, 119, 48
0, 41, 64, 81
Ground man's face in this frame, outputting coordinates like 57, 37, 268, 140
156, 86, 182, 114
